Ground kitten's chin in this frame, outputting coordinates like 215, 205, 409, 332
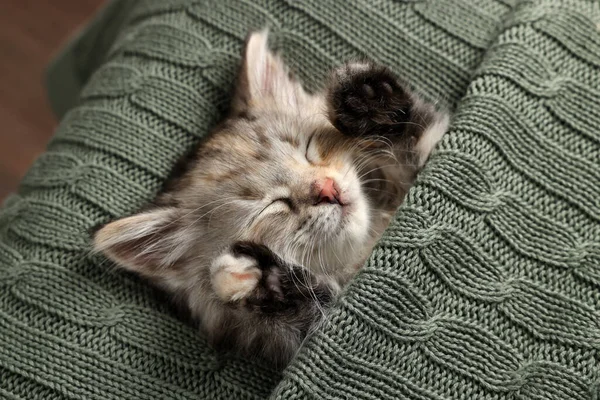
325, 196, 372, 269
321, 195, 370, 245
296, 205, 371, 276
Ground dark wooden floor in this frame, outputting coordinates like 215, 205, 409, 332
0, 0, 105, 201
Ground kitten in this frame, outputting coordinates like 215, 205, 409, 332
93, 31, 449, 368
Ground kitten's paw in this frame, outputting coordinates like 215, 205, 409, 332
211, 251, 262, 302
209, 242, 334, 368
328, 61, 413, 137
211, 242, 291, 309
233, 242, 334, 313
212, 241, 333, 313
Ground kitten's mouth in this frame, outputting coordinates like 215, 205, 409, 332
340, 202, 353, 217
312, 187, 348, 207
314, 199, 349, 207
316, 199, 352, 218
324, 202, 355, 225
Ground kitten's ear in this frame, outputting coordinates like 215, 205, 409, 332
93, 208, 189, 280
232, 30, 307, 113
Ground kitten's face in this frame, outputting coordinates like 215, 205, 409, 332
93, 31, 448, 366
93, 32, 413, 293
180, 107, 370, 274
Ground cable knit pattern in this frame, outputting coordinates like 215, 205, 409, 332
1, 0, 599, 399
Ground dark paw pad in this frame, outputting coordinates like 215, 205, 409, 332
329, 62, 413, 137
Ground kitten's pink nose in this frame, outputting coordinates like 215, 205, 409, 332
315, 178, 341, 205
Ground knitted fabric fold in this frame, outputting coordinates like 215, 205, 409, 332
1, 0, 598, 399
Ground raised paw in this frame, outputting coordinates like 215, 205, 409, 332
327, 61, 414, 138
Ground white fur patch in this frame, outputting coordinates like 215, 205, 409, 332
210, 253, 261, 302
334, 62, 372, 81
415, 113, 450, 166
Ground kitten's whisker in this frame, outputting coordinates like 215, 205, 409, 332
164, 196, 240, 229
360, 178, 393, 184
312, 246, 328, 318
193, 200, 240, 227
294, 237, 319, 312
357, 163, 404, 181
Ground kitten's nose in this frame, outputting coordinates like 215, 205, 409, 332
314, 178, 341, 205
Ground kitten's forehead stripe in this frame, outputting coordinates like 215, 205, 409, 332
255, 128, 271, 149
240, 186, 262, 200
253, 151, 268, 162
274, 171, 290, 186
281, 134, 300, 147
236, 110, 257, 122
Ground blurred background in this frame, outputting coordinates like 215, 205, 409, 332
0, 1, 104, 201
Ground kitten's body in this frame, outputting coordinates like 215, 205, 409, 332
94, 32, 448, 367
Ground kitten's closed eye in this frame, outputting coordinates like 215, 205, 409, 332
305, 133, 318, 163
271, 197, 295, 211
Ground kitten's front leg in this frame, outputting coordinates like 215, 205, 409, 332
210, 241, 334, 366
327, 61, 449, 164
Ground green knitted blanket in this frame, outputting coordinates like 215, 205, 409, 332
1, 0, 599, 398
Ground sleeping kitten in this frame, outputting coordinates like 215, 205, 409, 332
93, 31, 449, 368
